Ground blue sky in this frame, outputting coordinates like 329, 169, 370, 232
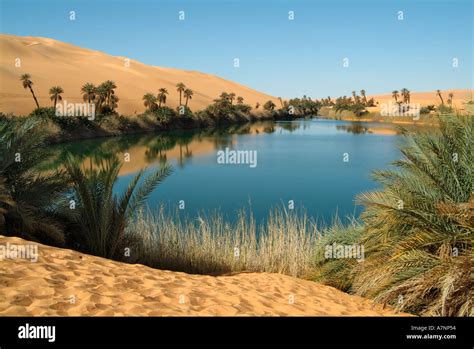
1, 0, 472, 98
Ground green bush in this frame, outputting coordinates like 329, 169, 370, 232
311, 220, 363, 292
354, 115, 473, 316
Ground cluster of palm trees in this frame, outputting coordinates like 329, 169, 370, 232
333, 95, 369, 117
80, 81, 119, 113
352, 89, 376, 107
143, 83, 194, 112
19, 73, 120, 114
316, 90, 377, 117
213, 92, 243, 107
437, 90, 454, 108
391, 88, 411, 104
283, 96, 320, 115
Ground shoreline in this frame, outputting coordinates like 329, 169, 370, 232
8, 111, 444, 148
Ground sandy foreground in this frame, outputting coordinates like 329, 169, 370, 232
0, 236, 407, 316
0, 34, 280, 115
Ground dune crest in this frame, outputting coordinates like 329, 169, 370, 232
0, 236, 408, 316
0, 34, 279, 115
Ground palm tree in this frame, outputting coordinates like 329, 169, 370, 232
436, 90, 445, 105
95, 84, 108, 111
143, 93, 158, 112
355, 115, 473, 316
219, 92, 229, 102
400, 88, 409, 103
0, 118, 68, 246
176, 82, 186, 106
236, 96, 244, 105
228, 93, 236, 105
158, 88, 169, 107
81, 83, 96, 104
64, 154, 172, 258
183, 88, 193, 107
49, 86, 64, 109
392, 90, 399, 103
278, 97, 284, 108
263, 100, 276, 111
448, 93, 454, 108
352, 91, 357, 103
101, 80, 117, 107
20, 74, 40, 108
360, 89, 368, 105
109, 94, 119, 111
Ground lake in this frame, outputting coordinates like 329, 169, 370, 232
47, 119, 406, 225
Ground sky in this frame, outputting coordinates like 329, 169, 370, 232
1, 0, 472, 98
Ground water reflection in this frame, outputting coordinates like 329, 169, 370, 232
336, 123, 399, 135
43, 121, 287, 175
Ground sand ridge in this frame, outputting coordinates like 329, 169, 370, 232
0, 236, 409, 316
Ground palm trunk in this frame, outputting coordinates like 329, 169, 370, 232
185, 98, 189, 107
29, 86, 40, 108
179, 92, 182, 106
53, 97, 57, 109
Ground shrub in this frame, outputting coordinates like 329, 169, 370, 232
0, 117, 67, 245
311, 220, 364, 292
64, 154, 172, 259
354, 115, 473, 316
126, 207, 318, 277
154, 106, 177, 122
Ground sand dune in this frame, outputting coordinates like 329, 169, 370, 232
369, 89, 473, 109
0, 236, 407, 316
0, 34, 279, 115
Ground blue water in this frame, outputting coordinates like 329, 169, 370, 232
49, 119, 404, 225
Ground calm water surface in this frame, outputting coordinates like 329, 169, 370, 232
47, 119, 407, 225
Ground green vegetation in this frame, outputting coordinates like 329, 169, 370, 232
354, 115, 472, 316
334, 96, 367, 117
7, 73, 318, 144
183, 88, 193, 107
142, 93, 158, 112
311, 220, 363, 292
64, 154, 172, 258
0, 118, 68, 245
328, 89, 377, 118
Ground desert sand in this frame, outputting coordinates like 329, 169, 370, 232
0, 236, 407, 316
369, 89, 473, 110
0, 34, 280, 115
